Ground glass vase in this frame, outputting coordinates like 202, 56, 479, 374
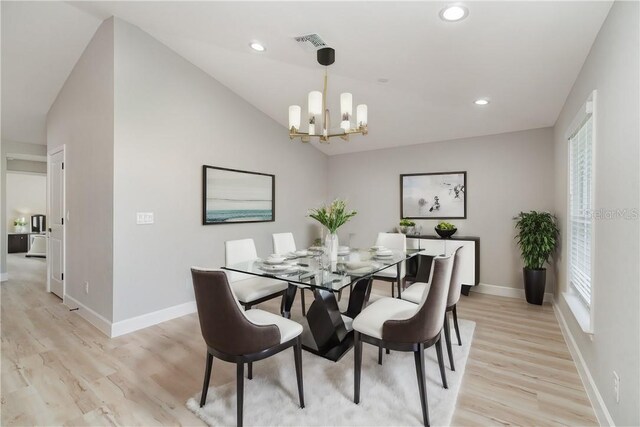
325, 231, 339, 262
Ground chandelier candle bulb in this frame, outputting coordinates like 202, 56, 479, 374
308, 91, 322, 115
357, 104, 368, 127
288, 105, 301, 130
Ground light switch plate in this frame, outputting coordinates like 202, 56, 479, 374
136, 212, 154, 225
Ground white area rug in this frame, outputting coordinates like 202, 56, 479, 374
187, 319, 475, 426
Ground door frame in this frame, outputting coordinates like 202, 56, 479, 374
47, 144, 66, 301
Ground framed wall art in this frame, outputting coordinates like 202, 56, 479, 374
202, 165, 275, 224
400, 171, 467, 219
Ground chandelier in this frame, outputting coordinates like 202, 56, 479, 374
288, 47, 368, 143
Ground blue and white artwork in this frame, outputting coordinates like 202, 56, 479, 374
401, 172, 466, 219
203, 166, 274, 224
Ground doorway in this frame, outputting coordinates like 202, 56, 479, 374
4, 155, 48, 290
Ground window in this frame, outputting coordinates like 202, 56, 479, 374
564, 90, 596, 334
568, 93, 595, 309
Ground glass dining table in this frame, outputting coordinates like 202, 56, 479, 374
223, 247, 422, 361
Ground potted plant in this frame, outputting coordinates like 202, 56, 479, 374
514, 211, 559, 305
398, 218, 415, 234
308, 199, 357, 261
435, 221, 457, 238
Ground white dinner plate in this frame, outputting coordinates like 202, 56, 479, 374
374, 253, 393, 258
260, 264, 295, 273
264, 258, 286, 265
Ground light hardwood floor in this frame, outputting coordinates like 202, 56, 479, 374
1, 254, 597, 426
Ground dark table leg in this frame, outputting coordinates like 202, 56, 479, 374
396, 263, 402, 299
281, 283, 298, 319
461, 285, 471, 296
302, 277, 373, 362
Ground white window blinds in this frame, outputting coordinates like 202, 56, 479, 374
568, 114, 593, 306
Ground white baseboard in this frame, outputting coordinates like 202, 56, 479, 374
471, 282, 554, 302
110, 301, 197, 338
64, 294, 112, 337
0, 272, 8, 282
553, 303, 614, 426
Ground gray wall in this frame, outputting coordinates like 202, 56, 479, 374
47, 18, 115, 321
0, 139, 47, 279
111, 19, 328, 322
327, 127, 556, 291
552, 1, 639, 425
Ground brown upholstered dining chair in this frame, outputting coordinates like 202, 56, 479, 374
191, 268, 305, 427
352, 255, 454, 427
402, 246, 464, 371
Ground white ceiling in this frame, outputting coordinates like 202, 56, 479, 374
2, 1, 612, 155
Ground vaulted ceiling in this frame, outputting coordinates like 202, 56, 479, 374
1, 1, 612, 155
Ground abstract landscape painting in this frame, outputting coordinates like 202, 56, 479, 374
203, 165, 274, 224
400, 172, 466, 219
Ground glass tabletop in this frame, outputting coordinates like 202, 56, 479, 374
223, 247, 422, 292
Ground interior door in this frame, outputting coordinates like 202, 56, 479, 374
48, 149, 65, 299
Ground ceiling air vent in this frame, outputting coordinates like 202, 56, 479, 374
294, 34, 327, 49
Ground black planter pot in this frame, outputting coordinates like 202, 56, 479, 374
523, 268, 546, 305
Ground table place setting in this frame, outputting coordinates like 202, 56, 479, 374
370, 245, 394, 259
341, 260, 382, 275
257, 254, 303, 275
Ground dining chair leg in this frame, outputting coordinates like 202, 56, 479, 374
200, 351, 213, 407
414, 343, 430, 427
435, 335, 449, 389
378, 344, 383, 365
443, 313, 455, 371
301, 290, 306, 317
236, 363, 244, 427
293, 337, 305, 408
248, 362, 253, 380
391, 282, 395, 298
354, 332, 362, 404
386, 348, 390, 354
452, 305, 462, 346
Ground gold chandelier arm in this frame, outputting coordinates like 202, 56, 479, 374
290, 125, 368, 142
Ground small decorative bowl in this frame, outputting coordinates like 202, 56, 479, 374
435, 227, 457, 239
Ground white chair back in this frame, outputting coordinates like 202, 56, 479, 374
376, 232, 407, 277
225, 239, 258, 282
375, 232, 406, 251
273, 232, 296, 255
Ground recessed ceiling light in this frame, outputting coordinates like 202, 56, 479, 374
377, 78, 389, 83
249, 42, 266, 52
440, 5, 469, 22
474, 99, 490, 105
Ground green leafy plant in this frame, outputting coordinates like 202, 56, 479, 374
514, 211, 559, 270
436, 221, 456, 230
13, 218, 27, 227
399, 218, 415, 227
308, 199, 357, 233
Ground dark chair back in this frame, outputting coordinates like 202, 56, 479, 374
382, 255, 453, 343
447, 246, 464, 308
191, 268, 281, 355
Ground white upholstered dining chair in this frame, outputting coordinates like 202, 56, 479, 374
225, 238, 289, 310
272, 232, 310, 316
372, 232, 407, 298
